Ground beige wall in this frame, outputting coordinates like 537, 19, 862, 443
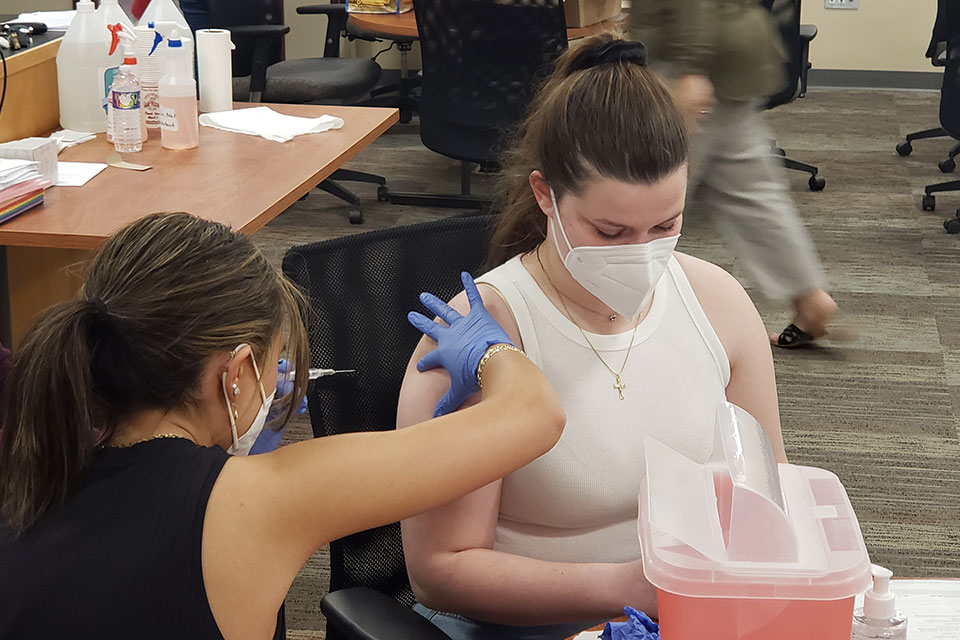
0, 0, 71, 12
801, 0, 938, 73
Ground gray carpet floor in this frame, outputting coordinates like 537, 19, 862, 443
250, 88, 960, 639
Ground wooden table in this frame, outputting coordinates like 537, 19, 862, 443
0, 104, 399, 345
348, 11, 626, 40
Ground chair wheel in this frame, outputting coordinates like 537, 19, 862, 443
940, 158, 957, 173
377, 185, 389, 202
773, 147, 786, 157
944, 217, 960, 234
348, 208, 364, 224
808, 175, 826, 191
923, 194, 937, 211
896, 141, 913, 156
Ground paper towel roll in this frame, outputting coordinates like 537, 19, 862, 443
196, 29, 235, 114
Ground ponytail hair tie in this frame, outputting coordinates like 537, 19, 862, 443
569, 40, 648, 73
88, 297, 112, 322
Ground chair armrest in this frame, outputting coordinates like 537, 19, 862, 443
295, 4, 348, 58
298, 4, 348, 15
227, 24, 291, 39
799, 24, 817, 44
320, 587, 454, 640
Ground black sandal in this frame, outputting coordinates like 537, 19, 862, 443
774, 323, 816, 349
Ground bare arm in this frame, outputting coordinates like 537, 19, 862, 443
676, 253, 788, 462
204, 303, 565, 640
399, 287, 656, 626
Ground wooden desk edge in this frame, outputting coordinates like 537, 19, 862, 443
6, 38, 61, 77
0, 107, 400, 249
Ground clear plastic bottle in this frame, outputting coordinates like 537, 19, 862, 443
56, 0, 122, 132
851, 565, 908, 640
111, 36, 144, 153
159, 30, 199, 150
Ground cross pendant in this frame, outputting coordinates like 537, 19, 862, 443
613, 375, 626, 400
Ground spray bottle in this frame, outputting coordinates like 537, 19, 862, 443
159, 30, 199, 150
851, 565, 908, 639
108, 25, 146, 152
55, 0, 122, 132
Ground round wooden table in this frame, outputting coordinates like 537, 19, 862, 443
348, 10, 627, 40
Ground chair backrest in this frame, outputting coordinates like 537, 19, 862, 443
204, 0, 284, 76
940, 37, 960, 136
930, 0, 960, 59
413, 0, 567, 135
765, 0, 803, 109
281, 215, 497, 632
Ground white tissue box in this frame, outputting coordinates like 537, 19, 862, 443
0, 137, 58, 184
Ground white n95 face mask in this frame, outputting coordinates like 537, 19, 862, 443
221, 344, 275, 456
549, 187, 679, 319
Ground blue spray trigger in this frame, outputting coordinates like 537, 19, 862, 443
149, 29, 163, 55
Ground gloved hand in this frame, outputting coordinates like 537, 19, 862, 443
407, 272, 514, 418
599, 607, 659, 640
249, 359, 308, 455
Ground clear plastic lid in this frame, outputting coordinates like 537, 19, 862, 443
637, 402, 872, 600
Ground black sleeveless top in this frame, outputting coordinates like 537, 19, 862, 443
0, 438, 284, 640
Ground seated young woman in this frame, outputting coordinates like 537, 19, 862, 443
397, 33, 788, 640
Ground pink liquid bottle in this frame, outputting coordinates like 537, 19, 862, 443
158, 29, 199, 150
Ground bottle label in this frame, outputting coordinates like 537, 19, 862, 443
160, 107, 179, 132
99, 66, 120, 114
111, 90, 141, 110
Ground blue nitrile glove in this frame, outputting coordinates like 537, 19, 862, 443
599, 607, 659, 640
249, 359, 308, 455
407, 272, 514, 418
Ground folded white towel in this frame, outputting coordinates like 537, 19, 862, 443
198, 107, 344, 143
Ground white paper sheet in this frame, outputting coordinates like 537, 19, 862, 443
12, 10, 76, 31
855, 579, 960, 639
56, 162, 108, 187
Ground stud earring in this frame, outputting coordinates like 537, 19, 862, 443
232, 383, 240, 397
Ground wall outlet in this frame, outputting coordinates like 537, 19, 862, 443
825, 0, 858, 8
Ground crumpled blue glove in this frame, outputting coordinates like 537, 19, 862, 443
249, 359, 308, 455
600, 607, 659, 640
407, 272, 514, 418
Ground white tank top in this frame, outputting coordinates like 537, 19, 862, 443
476, 254, 730, 564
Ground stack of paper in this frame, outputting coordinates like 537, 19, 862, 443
0, 159, 50, 225
12, 10, 76, 31
50, 129, 97, 152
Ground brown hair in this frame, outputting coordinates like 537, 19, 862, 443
0, 213, 309, 533
487, 33, 689, 268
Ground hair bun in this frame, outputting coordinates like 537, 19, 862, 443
568, 39, 647, 74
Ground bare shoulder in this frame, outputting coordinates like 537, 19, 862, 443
446, 282, 522, 349
673, 252, 763, 356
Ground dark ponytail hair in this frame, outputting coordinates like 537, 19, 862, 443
0, 213, 309, 533
487, 33, 689, 268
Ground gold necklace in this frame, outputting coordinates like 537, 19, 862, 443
105, 433, 193, 449
536, 248, 641, 400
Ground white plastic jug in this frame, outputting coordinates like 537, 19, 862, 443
95, 0, 134, 33
56, 0, 123, 132
137, 0, 194, 79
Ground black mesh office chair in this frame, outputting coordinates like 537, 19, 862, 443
765, 0, 825, 191
919, 39, 960, 233
205, 0, 389, 224
383, 0, 568, 209
281, 214, 497, 640
896, 0, 958, 171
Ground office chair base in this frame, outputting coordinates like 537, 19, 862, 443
781, 156, 825, 191
940, 158, 957, 173
945, 215, 960, 234
316, 179, 364, 224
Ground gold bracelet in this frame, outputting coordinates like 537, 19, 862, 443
476, 343, 524, 389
